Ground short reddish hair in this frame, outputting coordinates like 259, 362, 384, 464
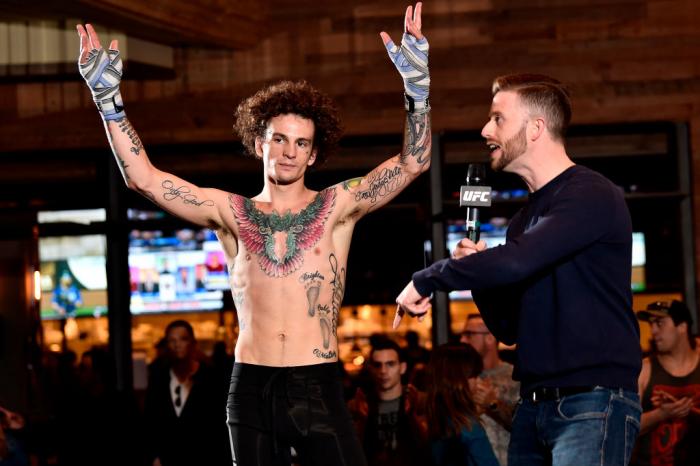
492, 73, 571, 141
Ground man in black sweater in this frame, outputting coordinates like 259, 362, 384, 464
395, 74, 642, 466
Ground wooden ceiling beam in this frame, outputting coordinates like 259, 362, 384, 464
0, 0, 266, 49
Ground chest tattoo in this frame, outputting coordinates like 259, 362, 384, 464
229, 189, 336, 277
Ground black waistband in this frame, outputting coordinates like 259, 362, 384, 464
231, 361, 339, 383
526, 385, 599, 402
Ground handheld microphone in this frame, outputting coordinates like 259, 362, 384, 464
459, 164, 492, 243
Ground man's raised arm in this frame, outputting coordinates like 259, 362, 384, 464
337, 3, 431, 216
77, 24, 227, 230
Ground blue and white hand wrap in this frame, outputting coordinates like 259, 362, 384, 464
79, 47, 125, 121
384, 33, 430, 114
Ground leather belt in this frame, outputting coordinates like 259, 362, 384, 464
527, 386, 598, 402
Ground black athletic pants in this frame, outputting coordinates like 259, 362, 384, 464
226, 362, 367, 466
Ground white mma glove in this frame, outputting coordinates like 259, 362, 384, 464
79, 46, 125, 121
384, 33, 430, 113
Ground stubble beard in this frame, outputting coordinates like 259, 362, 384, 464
492, 124, 528, 172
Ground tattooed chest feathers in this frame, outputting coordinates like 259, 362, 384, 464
228, 189, 336, 278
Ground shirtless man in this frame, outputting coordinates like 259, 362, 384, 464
77, 3, 430, 465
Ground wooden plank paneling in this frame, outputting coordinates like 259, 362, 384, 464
0, 0, 265, 49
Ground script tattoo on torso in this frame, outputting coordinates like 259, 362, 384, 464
229, 189, 336, 278
328, 253, 345, 341
312, 253, 345, 359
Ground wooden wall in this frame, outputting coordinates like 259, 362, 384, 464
1, 0, 700, 282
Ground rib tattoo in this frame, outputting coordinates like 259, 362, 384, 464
329, 253, 345, 340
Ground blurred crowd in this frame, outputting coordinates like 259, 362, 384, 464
2, 303, 698, 466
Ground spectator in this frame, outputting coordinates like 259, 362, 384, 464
0, 406, 27, 466
632, 300, 700, 465
348, 337, 428, 466
460, 313, 519, 466
425, 343, 499, 466
144, 320, 230, 466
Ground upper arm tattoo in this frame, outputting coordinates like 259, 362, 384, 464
229, 188, 337, 277
342, 177, 363, 191
352, 166, 405, 205
161, 180, 215, 207
401, 111, 431, 166
117, 156, 130, 182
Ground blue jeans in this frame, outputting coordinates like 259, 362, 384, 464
508, 387, 641, 466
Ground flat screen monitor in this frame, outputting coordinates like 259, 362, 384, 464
631, 232, 646, 292
128, 228, 227, 314
39, 235, 108, 319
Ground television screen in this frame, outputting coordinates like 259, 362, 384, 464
39, 235, 108, 319
631, 232, 646, 292
128, 228, 227, 314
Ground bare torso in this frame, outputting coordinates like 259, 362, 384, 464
216, 186, 358, 366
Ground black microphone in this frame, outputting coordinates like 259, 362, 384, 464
459, 164, 492, 243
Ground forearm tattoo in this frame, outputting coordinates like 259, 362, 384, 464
401, 111, 431, 166
161, 180, 215, 207
116, 117, 144, 155
117, 156, 130, 182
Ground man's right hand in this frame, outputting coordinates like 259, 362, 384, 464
471, 378, 497, 412
394, 281, 431, 329
77, 24, 125, 121
451, 238, 487, 260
